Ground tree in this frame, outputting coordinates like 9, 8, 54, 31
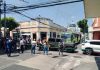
77, 19, 88, 33
1, 17, 19, 31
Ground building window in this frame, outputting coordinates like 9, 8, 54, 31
33, 33, 36, 40
57, 35, 60, 38
50, 32, 52, 38
53, 32, 56, 38
40, 32, 47, 41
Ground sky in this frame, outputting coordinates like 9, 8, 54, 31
2, 0, 93, 27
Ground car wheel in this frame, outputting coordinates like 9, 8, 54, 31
83, 51, 86, 54
85, 48, 93, 55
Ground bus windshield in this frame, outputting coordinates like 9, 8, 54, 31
61, 34, 71, 39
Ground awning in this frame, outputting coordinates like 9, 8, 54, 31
84, 0, 100, 18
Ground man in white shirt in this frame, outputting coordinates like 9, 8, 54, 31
20, 39, 25, 53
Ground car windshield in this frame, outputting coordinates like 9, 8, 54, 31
48, 38, 55, 42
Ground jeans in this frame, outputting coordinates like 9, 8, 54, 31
43, 47, 48, 55
31, 46, 35, 54
6, 48, 11, 57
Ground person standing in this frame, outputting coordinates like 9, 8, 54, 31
16, 42, 20, 54
58, 41, 64, 56
12, 38, 17, 53
31, 39, 36, 54
6, 38, 12, 57
43, 41, 49, 55
20, 39, 25, 53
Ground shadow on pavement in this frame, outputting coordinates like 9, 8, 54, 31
62, 54, 68, 56
73, 55, 82, 58
10, 54, 19, 57
95, 56, 100, 70
52, 56, 59, 58
52, 54, 68, 58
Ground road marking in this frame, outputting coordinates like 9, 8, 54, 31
73, 60, 81, 67
62, 62, 73, 70
54, 57, 75, 70
55, 56, 81, 70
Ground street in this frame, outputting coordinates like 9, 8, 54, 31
0, 45, 100, 70
0, 0, 99, 70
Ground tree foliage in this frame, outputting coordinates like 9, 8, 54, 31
1, 17, 19, 31
77, 19, 88, 33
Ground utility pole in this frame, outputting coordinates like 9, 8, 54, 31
0, 0, 2, 36
0, 0, 2, 49
0, 0, 2, 23
4, 1, 6, 38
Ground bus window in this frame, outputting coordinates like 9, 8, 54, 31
61, 34, 71, 39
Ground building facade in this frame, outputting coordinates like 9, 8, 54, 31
89, 18, 100, 40
12, 17, 66, 41
92, 18, 100, 40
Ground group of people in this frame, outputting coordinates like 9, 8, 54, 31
31, 39, 65, 56
5, 38, 22, 57
31, 39, 49, 55
4, 37, 64, 57
5, 37, 50, 57
4, 37, 31, 57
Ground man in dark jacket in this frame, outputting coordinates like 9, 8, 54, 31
6, 38, 12, 57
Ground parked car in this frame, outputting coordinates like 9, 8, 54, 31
48, 38, 62, 50
81, 40, 100, 55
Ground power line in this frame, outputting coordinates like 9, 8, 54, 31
0, 0, 83, 30
4, 0, 83, 13
1, 3, 65, 30
13, 11, 66, 30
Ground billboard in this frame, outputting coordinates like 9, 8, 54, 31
84, 0, 100, 18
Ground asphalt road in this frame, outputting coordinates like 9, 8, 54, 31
0, 45, 99, 70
